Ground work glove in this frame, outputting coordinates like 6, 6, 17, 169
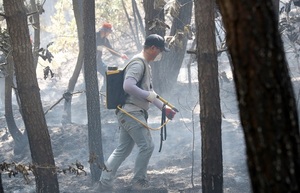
121, 54, 129, 60
97, 45, 103, 51
164, 106, 176, 120
146, 91, 157, 102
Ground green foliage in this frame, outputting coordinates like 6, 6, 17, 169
95, 0, 123, 25
42, 0, 77, 55
43, 0, 135, 56
95, 0, 133, 37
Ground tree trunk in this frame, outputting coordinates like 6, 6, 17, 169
152, 0, 193, 94
0, 173, 3, 193
132, 0, 145, 38
3, 1, 59, 192
195, 1, 223, 193
62, 0, 84, 125
122, 0, 141, 50
143, 0, 165, 36
4, 54, 28, 155
83, 0, 104, 183
217, 1, 300, 192
272, 0, 280, 21
29, 0, 41, 69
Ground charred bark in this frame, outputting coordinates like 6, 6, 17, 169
82, 0, 104, 183
217, 1, 300, 192
195, 0, 223, 192
3, 0, 59, 192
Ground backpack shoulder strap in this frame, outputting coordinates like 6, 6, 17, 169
123, 57, 146, 85
123, 57, 145, 70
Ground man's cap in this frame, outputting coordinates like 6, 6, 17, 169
99, 22, 112, 32
144, 34, 170, 52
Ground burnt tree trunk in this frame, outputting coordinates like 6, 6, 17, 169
195, 0, 223, 192
152, 0, 193, 94
29, 0, 41, 69
4, 55, 28, 155
3, 1, 59, 192
143, 0, 165, 36
83, 0, 104, 183
0, 173, 3, 193
62, 0, 84, 124
217, 1, 300, 192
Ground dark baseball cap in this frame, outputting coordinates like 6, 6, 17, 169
144, 34, 170, 52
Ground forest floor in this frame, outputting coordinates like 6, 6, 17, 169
0, 74, 251, 192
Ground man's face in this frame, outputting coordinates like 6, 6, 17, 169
104, 31, 111, 37
151, 46, 162, 61
144, 45, 163, 62
100, 30, 111, 37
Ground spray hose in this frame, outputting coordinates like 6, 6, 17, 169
116, 96, 179, 152
117, 105, 170, 131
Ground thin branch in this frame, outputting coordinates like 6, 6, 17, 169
44, 91, 85, 115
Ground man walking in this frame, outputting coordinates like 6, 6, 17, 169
98, 34, 176, 191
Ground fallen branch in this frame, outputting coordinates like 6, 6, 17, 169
44, 90, 85, 115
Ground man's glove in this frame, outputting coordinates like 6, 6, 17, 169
164, 106, 176, 120
146, 91, 157, 102
97, 45, 103, 51
121, 54, 129, 60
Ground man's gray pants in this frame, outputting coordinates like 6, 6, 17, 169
100, 110, 154, 187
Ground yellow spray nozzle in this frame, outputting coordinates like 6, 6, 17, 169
156, 95, 179, 112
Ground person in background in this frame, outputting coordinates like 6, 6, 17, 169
96, 22, 128, 91
98, 34, 176, 192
